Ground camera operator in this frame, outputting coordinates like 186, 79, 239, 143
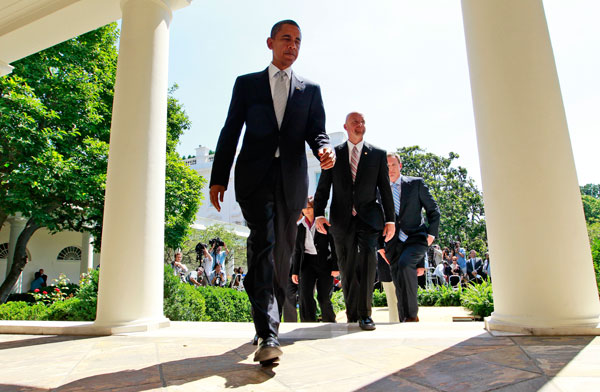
210, 263, 227, 287
171, 252, 189, 283
188, 266, 208, 287
452, 241, 467, 275
209, 238, 229, 274
195, 242, 213, 281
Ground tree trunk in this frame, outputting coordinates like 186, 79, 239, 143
0, 218, 41, 303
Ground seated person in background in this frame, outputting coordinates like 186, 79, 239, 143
30, 274, 45, 292
466, 249, 483, 283
433, 260, 448, 285
188, 266, 208, 287
449, 256, 463, 287
210, 263, 226, 287
291, 196, 339, 323
35, 269, 48, 286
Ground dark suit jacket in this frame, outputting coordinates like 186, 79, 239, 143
210, 68, 330, 210
291, 222, 338, 275
385, 176, 441, 262
314, 142, 395, 235
466, 257, 483, 275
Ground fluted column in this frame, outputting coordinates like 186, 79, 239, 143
461, 0, 600, 334
95, 0, 177, 330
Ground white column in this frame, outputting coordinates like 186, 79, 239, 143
461, 0, 600, 334
80, 232, 94, 276
95, 0, 175, 330
5, 214, 27, 293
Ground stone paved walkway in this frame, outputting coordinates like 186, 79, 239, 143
0, 308, 599, 391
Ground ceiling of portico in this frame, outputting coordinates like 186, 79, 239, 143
0, 0, 121, 65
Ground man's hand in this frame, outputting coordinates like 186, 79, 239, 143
318, 147, 336, 170
383, 222, 395, 242
331, 270, 340, 277
210, 185, 226, 212
315, 216, 331, 234
427, 235, 435, 246
292, 274, 299, 284
417, 267, 425, 277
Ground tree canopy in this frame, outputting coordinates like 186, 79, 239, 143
394, 146, 487, 255
0, 24, 203, 302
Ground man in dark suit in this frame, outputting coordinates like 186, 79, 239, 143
385, 153, 440, 322
466, 250, 484, 283
209, 20, 335, 364
314, 112, 395, 331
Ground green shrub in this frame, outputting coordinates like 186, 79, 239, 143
47, 297, 96, 321
197, 286, 251, 322
164, 264, 208, 321
331, 290, 346, 314
461, 280, 494, 317
0, 301, 50, 320
372, 289, 387, 307
417, 285, 462, 306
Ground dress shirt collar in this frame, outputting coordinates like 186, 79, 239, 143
346, 139, 364, 153
268, 63, 292, 80
391, 175, 403, 186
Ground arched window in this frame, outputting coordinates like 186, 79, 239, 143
0, 243, 8, 259
57, 246, 82, 261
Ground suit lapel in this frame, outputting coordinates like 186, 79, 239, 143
337, 144, 352, 185
399, 175, 409, 217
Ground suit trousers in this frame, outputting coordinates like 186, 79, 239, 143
239, 159, 301, 338
390, 237, 428, 322
332, 217, 379, 321
298, 253, 336, 322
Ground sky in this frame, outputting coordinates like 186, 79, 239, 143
166, 0, 599, 188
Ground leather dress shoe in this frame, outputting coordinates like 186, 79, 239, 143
253, 335, 282, 364
358, 317, 376, 331
251, 334, 259, 345
405, 316, 420, 322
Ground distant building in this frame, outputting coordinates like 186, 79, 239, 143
184, 131, 347, 235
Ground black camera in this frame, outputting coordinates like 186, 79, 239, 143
209, 237, 225, 248
195, 242, 207, 261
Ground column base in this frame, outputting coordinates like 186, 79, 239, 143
0, 318, 170, 336
485, 316, 600, 336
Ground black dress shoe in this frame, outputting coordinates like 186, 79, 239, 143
251, 334, 259, 345
253, 335, 282, 364
359, 317, 376, 331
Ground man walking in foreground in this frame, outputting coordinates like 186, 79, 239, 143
209, 20, 335, 365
